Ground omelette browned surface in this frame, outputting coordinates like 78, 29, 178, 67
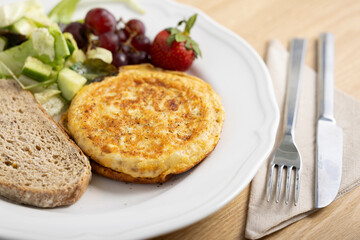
66, 64, 225, 183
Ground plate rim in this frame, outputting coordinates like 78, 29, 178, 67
0, 0, 280, 239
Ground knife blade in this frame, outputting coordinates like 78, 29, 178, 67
315, 33, 343, 209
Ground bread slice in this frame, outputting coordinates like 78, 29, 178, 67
0, 79, 91, 208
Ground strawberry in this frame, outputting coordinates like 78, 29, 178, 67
150, 14, 202, 71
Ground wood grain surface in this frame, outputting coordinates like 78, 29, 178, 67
153, 0, 360, 239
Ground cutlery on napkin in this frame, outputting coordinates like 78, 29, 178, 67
315, 33, 343, 208
245, 39, 360, 239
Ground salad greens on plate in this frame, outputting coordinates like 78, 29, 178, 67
48, 0, 145, 23
0, 0, 144, 117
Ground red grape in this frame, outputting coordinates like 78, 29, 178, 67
63, 22, 88, 49
119, 42, 131, 54
131, 35, 151, 53
112, 52, 128, 67
125, 19, 145, 36
99, 32, 119, 53
116, 29, 128, 42
85, 8, 117, 35
128, 51, 149, 64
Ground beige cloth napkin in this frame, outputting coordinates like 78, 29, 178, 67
245, 39, 360, 239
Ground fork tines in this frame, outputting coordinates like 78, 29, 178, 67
266, 163, 301, 205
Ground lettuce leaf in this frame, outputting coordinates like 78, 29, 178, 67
31, 28, 55, 64
0, 0, 53, 28
48, 0, 81, 24
48, 25, 71, 66
48, 0, 145, 24
116, 0, 146, 14
70, 59, 118, 82
0, 40, 35, 76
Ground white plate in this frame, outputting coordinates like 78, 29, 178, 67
0, 0, 279, 239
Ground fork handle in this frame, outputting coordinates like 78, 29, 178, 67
284, 39, 307, 136
318, 33, 335, 122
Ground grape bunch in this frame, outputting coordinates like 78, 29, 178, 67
63, 8, 151, 67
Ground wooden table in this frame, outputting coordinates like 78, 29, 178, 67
154, 0, 360, 239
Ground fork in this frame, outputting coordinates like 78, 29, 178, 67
266, 39, 307, 206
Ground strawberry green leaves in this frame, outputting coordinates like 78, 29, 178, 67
164, 14, 202, 58
183, 14, 197, 34
186, 39, 201, 58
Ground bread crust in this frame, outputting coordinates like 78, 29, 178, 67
0, 79, 91, 208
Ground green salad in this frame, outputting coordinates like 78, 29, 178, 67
0, 0, 144, 117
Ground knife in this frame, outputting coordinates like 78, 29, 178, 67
315, 33, 343, 208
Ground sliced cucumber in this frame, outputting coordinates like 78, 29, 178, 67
10, 18, 35, 36
22, 56, 52, 81
0, 37, 7, 51
57, 68, 86, 101
87, 47, 112, 64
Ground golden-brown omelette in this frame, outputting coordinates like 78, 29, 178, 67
66, 64, 225, 183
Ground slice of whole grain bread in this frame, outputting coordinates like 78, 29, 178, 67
0, 79, 91, 208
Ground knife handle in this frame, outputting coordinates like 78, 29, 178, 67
318, 33, 335, 122
284, 39, 307, 136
